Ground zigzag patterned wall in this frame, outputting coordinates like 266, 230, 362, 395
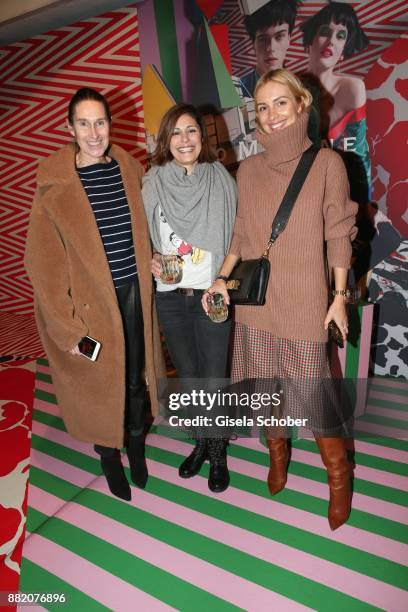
0, 6, 145, 314
218, 0, 408, 78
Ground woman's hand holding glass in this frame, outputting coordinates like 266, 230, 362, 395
151, 253, 162, 279
202, 279, 230, 314
202, 253, 239, 314
151, 252, 184, 284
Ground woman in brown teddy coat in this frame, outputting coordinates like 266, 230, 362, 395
25, 88, 164, 501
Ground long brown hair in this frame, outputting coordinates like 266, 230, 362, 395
151, 103, 217, 166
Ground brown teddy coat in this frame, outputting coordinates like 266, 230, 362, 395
25, 143, 165, 448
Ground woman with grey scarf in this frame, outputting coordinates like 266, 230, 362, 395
142, 103, 236, 493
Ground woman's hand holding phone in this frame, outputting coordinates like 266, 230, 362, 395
324, 297, 348, 343
70, 336, 101, 361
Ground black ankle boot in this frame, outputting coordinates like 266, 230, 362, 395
126, 434, 148, 489
179, 438, 208, 478
207, 438, 230, 493
101, 453, 131, 501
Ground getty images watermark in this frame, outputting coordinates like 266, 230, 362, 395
167, 389, 308, 428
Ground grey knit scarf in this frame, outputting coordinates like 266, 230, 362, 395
142, 160, 236, 281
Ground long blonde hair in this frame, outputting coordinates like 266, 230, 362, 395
254, 69, 313, 118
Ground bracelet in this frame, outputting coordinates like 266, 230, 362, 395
216, 275, 228, 282
332, 289, 350, 297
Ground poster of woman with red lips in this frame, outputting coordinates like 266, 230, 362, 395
301, 2, 371, 206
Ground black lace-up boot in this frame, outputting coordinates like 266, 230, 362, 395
207, 438, 230, 493
179, 438, 208, 478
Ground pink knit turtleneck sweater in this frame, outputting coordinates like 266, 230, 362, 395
229, 112, 358, 342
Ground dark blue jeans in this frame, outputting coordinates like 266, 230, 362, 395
156, 290, 232, 439
156, 290, 231, 378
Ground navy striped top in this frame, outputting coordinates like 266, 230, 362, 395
77, 159, 137, 288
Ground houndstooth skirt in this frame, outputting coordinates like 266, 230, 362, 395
231, 322, 352, 436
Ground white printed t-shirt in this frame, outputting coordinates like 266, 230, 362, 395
156, 207, 212, 292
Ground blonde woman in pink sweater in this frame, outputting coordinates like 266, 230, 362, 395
204, 69, 357, 530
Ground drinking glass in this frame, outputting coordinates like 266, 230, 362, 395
207, 293, 228, 323
160, 255, 183, 284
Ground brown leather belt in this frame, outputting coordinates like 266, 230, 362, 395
170, 288, 204, 296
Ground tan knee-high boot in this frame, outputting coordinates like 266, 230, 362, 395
315, 437, 352, 530
266, 438, 289, 495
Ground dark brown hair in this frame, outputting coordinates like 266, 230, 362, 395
151, 103, 217, 166
67, 88, 112, 125
245, 0, 300, 42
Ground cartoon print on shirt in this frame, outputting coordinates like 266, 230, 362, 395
169, 232, 193, 256
159, 208, 206, 266
191, 248, 205, 264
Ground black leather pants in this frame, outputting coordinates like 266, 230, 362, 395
95, 276, 147, 458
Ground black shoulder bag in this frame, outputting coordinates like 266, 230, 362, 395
228, 145, 319, 306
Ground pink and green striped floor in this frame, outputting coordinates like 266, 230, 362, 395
20, 359, 408, 610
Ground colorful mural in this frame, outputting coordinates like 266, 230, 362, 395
0, 358, 35, 593
138, 0, 408, 377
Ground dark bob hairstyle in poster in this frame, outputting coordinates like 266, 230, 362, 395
301, 1, 369, 59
